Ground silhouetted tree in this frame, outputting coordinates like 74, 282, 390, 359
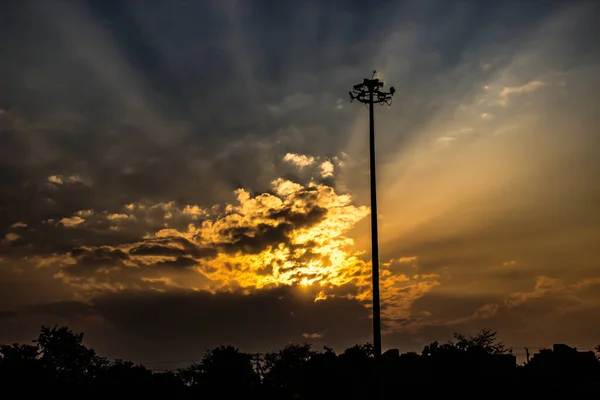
0, 342, 40, 365
419, 328, 516, 393
303, 346, 338, 398
337, 343, 375, 398
422, 328, 510, 356
36, 326, 107, 397
36, 325, 106, 372
421, 340, 460, 357
2, 325, 600, 398
453, 328, 511, 354
179, 345, 258, 397
263, 343, 315, 397
94, 360, 151, 397
340, 342, 374, 360
0, 342, 45, 394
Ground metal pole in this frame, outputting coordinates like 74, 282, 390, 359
368, 88, 382, 359
349, 72, 394, 362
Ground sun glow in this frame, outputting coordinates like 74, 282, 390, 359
47, 172, 439, 331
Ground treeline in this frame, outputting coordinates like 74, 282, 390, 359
1, 326, 599, 398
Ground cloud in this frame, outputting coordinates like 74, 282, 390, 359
128, 242, 216, 259
47, 175, 64, 185
106, 213, 135, 221
0, 286, 372, 362
47, 174, 85, 185
3, 233, 20, 243
283, 153, 315, 169
4, 169, 438, 339
182, 205, 209, 219
498, 80, 546, 105
303, 332, 323, 339
44, 177, 373, 295
505, 276, 600, 308
320, 160, 334, 178
384, 274, 600, 358
59, 216, 86, 228
501, 80, 546, 96
435, 137, 457, 146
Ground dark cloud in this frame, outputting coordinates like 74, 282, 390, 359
70, 247, 129, 260
129, 244, 188, 258
155, 256, 198, 270
411, 293, 500, 321
27, 300, 97, 319
64, 247, 130, 277
270, 205, 328, 227
129, 243, 217, 260
0, 260, 67, 310
219, 223, 293, 255
0, 286, 371, 363
215, 191, 328, 254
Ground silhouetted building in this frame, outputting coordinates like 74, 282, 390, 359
527, 343, 599, 383
382, 348, 399, 359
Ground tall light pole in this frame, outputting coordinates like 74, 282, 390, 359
350, 71, 395, 359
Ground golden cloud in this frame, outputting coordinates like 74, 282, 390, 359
283, 153, 315, 168
59, 216, 85, 228
3, 233, 21, 243
36, 166, 441, 333
47, 174, 86, 185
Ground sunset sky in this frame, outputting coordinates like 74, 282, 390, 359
1, 0, 599, 366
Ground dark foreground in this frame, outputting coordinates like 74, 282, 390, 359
1, 326, 599, 399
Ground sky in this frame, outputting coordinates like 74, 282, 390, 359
1, 0, 599, 366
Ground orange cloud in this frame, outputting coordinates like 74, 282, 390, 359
37, 172, 441, 333
59, 216, 85, 228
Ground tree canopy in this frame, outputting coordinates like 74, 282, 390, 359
1, 326, 598, 399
